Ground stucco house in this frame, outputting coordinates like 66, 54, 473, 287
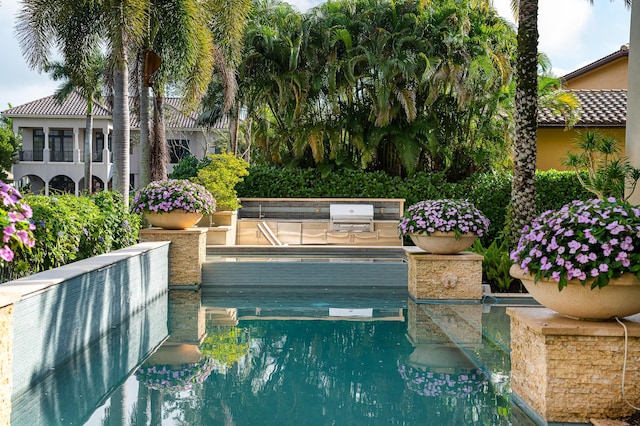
537, 45, 628, 170
2, 90, 225, 195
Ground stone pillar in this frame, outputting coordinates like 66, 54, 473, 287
406, 249, 483, 300
0, 303, 14, 425
508, 308, 640, 423
139, 228, 207, 287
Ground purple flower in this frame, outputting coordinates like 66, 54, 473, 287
398, 199, 490, 238
510, 198, 640, 288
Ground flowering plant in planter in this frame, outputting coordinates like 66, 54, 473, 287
135, 356, 219, 392
397, 363, 488, 398
510, 197, 640, 290
131, 179, 216, 214
398, 199, 490, 238
0, 181, 35, 263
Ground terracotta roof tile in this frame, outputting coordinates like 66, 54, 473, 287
2, 90, 111, 117
538, 89, 626, 127
1, 90, 227, 130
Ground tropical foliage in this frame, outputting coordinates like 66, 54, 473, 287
562, 130, 640, 201
1, 191, 140, 282
194, 153, 249, 211
235, 0, 518, 180
0, 114, 20, 181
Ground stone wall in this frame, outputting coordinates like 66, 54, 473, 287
407, 249, 483, 300
509, 308, 640, 423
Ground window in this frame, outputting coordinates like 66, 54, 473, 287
49, 129, 73, 162
94, 132, 104, 162
167, 139, 190, 164
32, 129, 44, 161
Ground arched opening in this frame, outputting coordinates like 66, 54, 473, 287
92, 176, 105, 193
16, 175, 45, 195
49, 175, 75, 194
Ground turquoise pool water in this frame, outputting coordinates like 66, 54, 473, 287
10, 286, 547, 426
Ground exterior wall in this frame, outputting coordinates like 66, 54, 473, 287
536, 127, 626, 171
564, 57, 629, 90
0, 241, 170, 396
12, 117, 213, 192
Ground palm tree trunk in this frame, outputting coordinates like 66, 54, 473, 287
84, 111, 93, 194
626, 2, 640, 204
509, 0, 539, 245
113, 54, 131, 207
139, 50, 151, 187
150, 92, 168, 181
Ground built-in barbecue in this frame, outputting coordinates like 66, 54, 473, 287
329, 204, 374, 233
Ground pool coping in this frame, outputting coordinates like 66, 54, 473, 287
0, 241, 170, 308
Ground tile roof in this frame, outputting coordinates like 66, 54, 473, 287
538, 89, 626, 127
1, 90, 227, 130
2, 90, 111, 117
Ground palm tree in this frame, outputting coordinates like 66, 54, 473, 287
44, 49, 106, 194
508, 0, 539, 245
508, 0, 633, 243
16, 0, 148, 207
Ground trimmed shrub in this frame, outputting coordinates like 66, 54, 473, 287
0, 191, 140, 282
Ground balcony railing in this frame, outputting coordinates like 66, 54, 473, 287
80, 151, 104, 162
50, 151, 74, 162
19, 150, 43, 162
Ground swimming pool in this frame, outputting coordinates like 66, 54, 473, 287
9, 283, 550, 426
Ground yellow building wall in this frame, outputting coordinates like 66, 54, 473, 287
536, 127, 627, 171
564, 57, 628, 90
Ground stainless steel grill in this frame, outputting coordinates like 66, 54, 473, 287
330, 204, 374, 232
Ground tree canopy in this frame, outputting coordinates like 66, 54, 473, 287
237, 0, 519, 181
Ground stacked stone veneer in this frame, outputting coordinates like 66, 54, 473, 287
140, 228, 207, 286
0, 242, 169, 399
508, 308, 640, 422
407, 299, 482, 345
407, 249, 483, 300
168, 289, 205, 344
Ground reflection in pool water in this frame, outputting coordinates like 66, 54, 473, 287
11, 289, 541, 425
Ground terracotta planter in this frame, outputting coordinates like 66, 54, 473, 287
510, 264, 640, 320
145, 209, 203, 230
409, 232, 476, 254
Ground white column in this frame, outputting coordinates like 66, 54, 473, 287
626, 2, 640, 205
73, 127, 81, 163
43, 126, 50, 163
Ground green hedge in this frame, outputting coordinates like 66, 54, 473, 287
237, 167, 592, 243
1, 191, 140, 282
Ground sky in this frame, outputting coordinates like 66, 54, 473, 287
0, 0, 632, 111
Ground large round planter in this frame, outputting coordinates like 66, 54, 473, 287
510, 265, 640, 320
409, 232, 477, 254
145, 209, 203, 230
